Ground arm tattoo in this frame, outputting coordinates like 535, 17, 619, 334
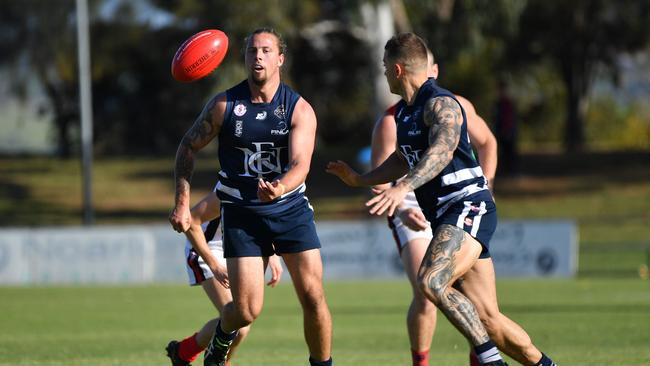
422, 224, 490, 345
174, 99, 219, 199
401, 96, 462, 191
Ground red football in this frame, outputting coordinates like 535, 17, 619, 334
171, 29, 229, 82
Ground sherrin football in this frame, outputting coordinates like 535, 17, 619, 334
171, 29, 229, 82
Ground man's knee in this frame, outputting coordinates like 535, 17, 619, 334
229, 302, 262, 327
417, 271, 448, 306
480, 313, 500, 337
413, 290, 436, 314
297, 286, 327, 314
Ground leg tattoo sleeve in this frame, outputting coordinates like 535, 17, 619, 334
421, 224, 489, 345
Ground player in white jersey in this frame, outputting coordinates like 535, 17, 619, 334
166, 191, 283, 366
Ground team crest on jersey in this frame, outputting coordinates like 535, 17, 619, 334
274, 104, 286, 120
399, 145, 422, 168
234, 103, 247, 117
236, 142, 285, 178
256, 111, 267, 120
464, 217, 473, 226
271, 121, 288, 135
234, 120, 243, 137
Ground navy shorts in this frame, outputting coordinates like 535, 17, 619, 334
430, 198, 497, 259
221, 199, 321, 258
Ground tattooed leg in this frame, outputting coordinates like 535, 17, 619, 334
417, 224, 488, 345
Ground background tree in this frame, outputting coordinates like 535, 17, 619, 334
511, 0, 650, 151
2, 0, 649, 156
0, 0, 80, 157
393, 0, 524, 117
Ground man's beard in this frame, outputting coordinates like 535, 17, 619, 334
250, 72, 265, 86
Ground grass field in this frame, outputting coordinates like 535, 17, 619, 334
0, 279, 649, 366
1, 151, 649, 365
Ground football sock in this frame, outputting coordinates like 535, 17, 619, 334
215, 319, 238, 343
178, 333, 203, 362
411, 348, 429, 366
309, 356, 332, 366
473, 340, 503, 364
535, 353, 557, 366
469, 350, 481, 366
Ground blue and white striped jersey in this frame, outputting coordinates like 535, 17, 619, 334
216, 80, 305, 215
394, 79, 492, 219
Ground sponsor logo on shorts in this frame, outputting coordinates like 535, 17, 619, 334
234, 103, 247, 117
464, 217, 473, 226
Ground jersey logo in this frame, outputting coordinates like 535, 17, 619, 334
236, 142, 285, 178
408, 120, 422, 136
274, 104, 286, 120
234, 120, 243, 137
399, 145, 423, 168
256, 111, 267, 120
271, 121, 288, 135
234, 103, 247, 117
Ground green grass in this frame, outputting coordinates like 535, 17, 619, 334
0, 279, 649, 365
1, 151, 649, 365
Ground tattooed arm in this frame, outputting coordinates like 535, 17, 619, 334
169, 93, 226, 233
365, 96, 463, 216
399, 95, 462, 191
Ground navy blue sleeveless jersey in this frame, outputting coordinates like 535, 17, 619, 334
216, 80, 305, 215
395, 79, 492, 220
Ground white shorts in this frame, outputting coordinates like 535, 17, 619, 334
388, 192, 433, 254
184, 219, 226, 286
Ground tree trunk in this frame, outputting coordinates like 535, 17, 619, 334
562, 57, 590, 152
55, 115, 72, 158
565, 82, 587, 152
43, 79, 76, 158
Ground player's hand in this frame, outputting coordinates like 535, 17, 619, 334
325, 160, 362, 187
266, 254, 284, 287
398, 208, 430, 231
169, 205, 192, 233
210, 262, 230, 289
366, 183, 409, 216
257, 179, 286, 202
